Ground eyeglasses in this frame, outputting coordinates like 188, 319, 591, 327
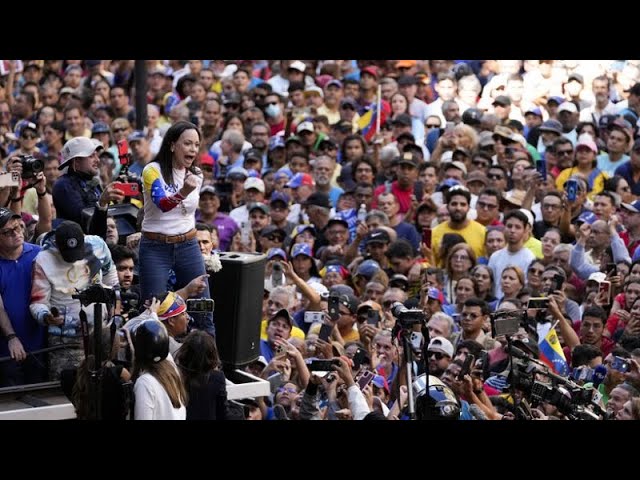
21, 133, 37, 140
542, 203, 561, 210
556, 150, 573, 156
113, 128, 127, 133
267, 235, 284, 242
477, 201, 498, 210
428, 351, 445, 360
0, 225, 22, 237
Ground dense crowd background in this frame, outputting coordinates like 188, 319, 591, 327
1, 59, 640, 420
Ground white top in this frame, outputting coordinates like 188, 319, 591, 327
141, 162, 202, 234
488, 246, 535, 299
134, 369, 186, 420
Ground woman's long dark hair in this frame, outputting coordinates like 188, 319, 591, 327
175, 330, 222, 390
155, 121, 202, 186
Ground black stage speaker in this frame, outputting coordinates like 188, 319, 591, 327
209, 252, 266, 369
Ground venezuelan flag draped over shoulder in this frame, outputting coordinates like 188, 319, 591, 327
538, 328, 569, 376
357, 100, 391, 142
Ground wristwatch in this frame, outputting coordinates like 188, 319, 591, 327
6, 333, 17, 341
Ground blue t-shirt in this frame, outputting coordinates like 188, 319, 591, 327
0, 243, 46, 356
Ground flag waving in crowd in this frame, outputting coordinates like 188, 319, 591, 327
538, 327, 569, 376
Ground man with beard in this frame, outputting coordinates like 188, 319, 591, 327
248, 121, 270, 169
312, 155, 343, 208
432, 186, 486, 266
579, 76, 617, 124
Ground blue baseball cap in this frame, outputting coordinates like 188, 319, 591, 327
269, 135, 286, 151
274, 170, 293, 182
270, 191, 290, 206
91, 122, 111, 135
356, 259, 381, 279
266, 248, 287, 261
127, 130, 146, 143
286, 173, 315, 189
291, 224, 316, 238
291, 243, 313, 258
227, 166, 248, 179
622, 200, 640, 214
437, 179, 460, 192
577, 211, 597, 225
547, 96, 565, 105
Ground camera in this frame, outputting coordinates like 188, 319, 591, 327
19, 154, 44, 179
72, 284, 119, 307
306, 358, 340, 371
390, 302, 426, 326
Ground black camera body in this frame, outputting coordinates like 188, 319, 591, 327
19, 154, 44, 179
391, 302, 426, 326
72, 284, 119, 307
490, 309, 527, 337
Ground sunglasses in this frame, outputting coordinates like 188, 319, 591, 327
267, 235, 284, 242
488, 173, 504, 180
21, 133, 37, 140
428, 351, 445, 360
113, 127, 127, 133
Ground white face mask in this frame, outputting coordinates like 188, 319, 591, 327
265, 104, 281, 118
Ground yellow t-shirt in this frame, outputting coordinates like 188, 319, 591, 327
432, 220, 486, 267
524, 236, 543, 259
555, 167, 608, 201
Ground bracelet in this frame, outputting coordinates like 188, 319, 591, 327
6, 333, 17, 341
37, 190, 47, 198
10, 197, 23, 203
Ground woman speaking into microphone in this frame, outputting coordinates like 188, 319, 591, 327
139, 121, 214, 335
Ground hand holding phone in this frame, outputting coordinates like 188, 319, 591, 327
113, 182, 139, 196
356, 370, 375, 390
367, 310, 380, 326
598, 281, 611, 305
458, 354, 475, 380
117, 140, 130, 166
328, 296, 340, 322
318, 323, 333, 343
565, 179, 578, 202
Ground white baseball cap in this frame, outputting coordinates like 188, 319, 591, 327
59, 137, 102, 170
244, 177, 265, 193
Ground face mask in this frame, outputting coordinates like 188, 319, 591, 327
265, 104, 281, 118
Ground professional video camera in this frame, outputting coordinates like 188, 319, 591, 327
507, 344, 608, 420
120, 290, 141, 318
17, 154, 44, 179
489, 308, 534, 338
390, 302, 427, 327
72, 284, 120, 307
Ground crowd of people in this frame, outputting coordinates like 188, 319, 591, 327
1, 59, 640, 420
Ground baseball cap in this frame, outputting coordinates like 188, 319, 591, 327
493, 95, 511, 107
244, 148, 263, 162
127, 130, 146, 143
266, 247, 287, 261
333, 293, 360, 314
568, 73, 584, 84
576, 135, 598, 154
448, 160, 468, 175
227, 166, 249, 179
389, 274, 410, 291
547, 96, 565, 105
244, 177, 265, 192
304, 86, 323, 98
199, 153, 214, 167
466, 171, 488, 186
91, 122, 111, 135
199, 185, 217, 196
59, 137, 103, 170
396, 60, 417, 69
288, 61, 306, 73
304, 192, 331, 209
360, 66, 379, 79
285, 135, 303, 146
260, 225, 286, 240
587, 272, 607, 283
248, 202, 269, 215
524, 107, 543, 117
269, 308, 292, 328
365, 229, 391, 246
599, 114, 618, 129
538, 119, 563, 135
621, 200, 640, 213
397, 76, 418, 86
291, 224, 316, 238
326, 79, 343, 89
437, 178, 461, 192
576, 211, 597, 225
269, 136, 286, 151
287, 173, 315, 189
59, 87, 76, 96
624, 83, 640, 96
461, 108, 483, 126
397, 151, 419, 168
14, 120, 38, 137
55, 221, 86, 263
558, 102, 578, 114
291, 243, 313, 258
356, 259, 381, 279
340, 98, 358, 110
296, 121, 315, 134
392, 113, 412, 127
269, 191, 290, 206
426, 287, 445, 304
0, 207, 21, 229
427, 336, 454, 358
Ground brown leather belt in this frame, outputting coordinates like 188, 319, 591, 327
143, 229, 197, 244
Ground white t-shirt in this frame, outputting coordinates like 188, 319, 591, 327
142, 162, 202, 234
488, 246, 535, 299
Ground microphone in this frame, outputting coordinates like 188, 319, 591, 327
592, 364, 607, 387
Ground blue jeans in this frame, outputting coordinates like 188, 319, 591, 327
138, 237, 215, 336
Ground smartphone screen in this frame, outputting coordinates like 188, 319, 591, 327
356, 370, 375, 390
328, 296, 340, 322
318, 323, 333, 342
566, 179, 578, 202
422, 227, 432, 249
535, 159, 547, 181
527, 297, 550, 309
367, 310, 380, 326
599, 281, 611, 305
